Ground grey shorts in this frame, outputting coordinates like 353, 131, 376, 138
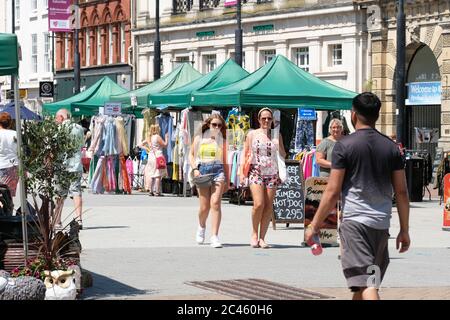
58, 174, 83, 198
339, 220, 390, 292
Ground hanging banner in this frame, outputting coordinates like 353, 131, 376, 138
224, 0, 238, 7
406, 81, 441, 105
443, 174, 450, 231
299, 108, 317, 121
48, 0, 72, 32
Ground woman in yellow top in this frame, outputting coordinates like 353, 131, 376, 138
189, 114, 229, 248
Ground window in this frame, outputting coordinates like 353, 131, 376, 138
32, 0, 37, 11
44, 32, 50, 72
174, 56, 190, 68
15, 0, 20, 25
86, 30, 90, 66
97, 28, 102, 65
109, 25, 113, 64
295, 47, 309, 72
203, 54, 216, 73
42, 0, 48, 9
32, 34, 37, 73
261, 49, 275, 65
330, 44, 342, 66
120, 24, 126, 63
65, 36, 69, 69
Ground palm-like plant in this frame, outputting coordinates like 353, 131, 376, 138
21, 118, 80, 270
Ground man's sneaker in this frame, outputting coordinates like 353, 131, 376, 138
210, 235, 222, 248
196, 226, 206, 244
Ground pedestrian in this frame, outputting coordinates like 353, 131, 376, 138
54, 108, 85, 230
240, 108, 286, 249
189, 114, 229, 248
316, 118, 344, 177
305, 92, 410, 300
139, 124, 168, 196
0, 112, 19, 197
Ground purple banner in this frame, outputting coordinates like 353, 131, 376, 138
48, 0, 72, 32
224, 0, 237, 7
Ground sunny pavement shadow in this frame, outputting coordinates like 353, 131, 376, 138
82, 270, 155, 300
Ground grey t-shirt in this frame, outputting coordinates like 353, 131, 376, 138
316, 137, 336, 177
332, 128, 404, 230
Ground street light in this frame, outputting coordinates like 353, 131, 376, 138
154, 0, 161, 80
396, 0, 407, 148
235, 0, 243, 67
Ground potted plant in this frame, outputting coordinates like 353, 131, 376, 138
17, 117, 82, 298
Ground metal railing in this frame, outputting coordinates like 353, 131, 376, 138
173, 0, 193, 14
200, 0, 221, 10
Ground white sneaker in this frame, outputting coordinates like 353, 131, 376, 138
196, 226, 206, 244
210, 235, 222, 248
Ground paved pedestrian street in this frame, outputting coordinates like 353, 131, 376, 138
59, 192, 450, 300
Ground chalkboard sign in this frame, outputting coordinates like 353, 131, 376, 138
432, 147, 443, 184
304, 177, 339, 246
272, 160, 304, 229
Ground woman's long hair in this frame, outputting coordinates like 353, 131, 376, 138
148, 124, 161, 139
200, 114, 226, 140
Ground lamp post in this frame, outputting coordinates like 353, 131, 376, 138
74, 0, 80, 94
154, 0, 161, 80
396, 0, 407, 147
235, 0, 243, 66
11, 0, 29, 263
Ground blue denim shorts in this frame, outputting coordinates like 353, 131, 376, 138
198, 161, 225, 183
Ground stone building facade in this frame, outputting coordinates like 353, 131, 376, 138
54, 0, 132, 100
356, 0, 450, 156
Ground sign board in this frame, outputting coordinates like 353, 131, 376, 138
253, 24, 274, 32
431, 147, 443, 184
130, 94, 137, 107
196, 31, 215, 38
6, 89, 26, 100
224, 0, 237, 7
443, 173, 450, 231
48, 0, 72, 32
272, 160, 304, 228
299, 108, 317, 121
104, 102, 122, 115
304, 177, 339, 246
39, 81, 54, 97
406, 81, 441, 105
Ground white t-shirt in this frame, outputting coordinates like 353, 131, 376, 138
0, 129, 18, 169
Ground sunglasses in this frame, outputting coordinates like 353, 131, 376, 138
260, 117, 273, 121
211, 123, 222, 128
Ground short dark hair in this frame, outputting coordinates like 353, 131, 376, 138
352, 92, 381, 124
0, 112, 12, 129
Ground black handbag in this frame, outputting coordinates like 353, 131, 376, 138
0, 184, 14, 216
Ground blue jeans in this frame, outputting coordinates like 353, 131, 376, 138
198, 161, 225, 182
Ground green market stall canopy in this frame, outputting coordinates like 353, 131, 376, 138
149, 59, 249, 108
191, 55, 358, 110
110, 63, 202, 111
42, 76, 127, 116
0, 33, 19, 76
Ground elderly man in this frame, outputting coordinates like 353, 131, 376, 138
54, 108, 85, 230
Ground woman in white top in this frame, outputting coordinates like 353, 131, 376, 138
0, 112, 19, 197
139, 124, 168, 196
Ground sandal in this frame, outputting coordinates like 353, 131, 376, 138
250, 238, 259, 248
258, 239, 271, 249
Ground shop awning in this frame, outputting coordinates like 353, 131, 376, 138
110, 63, 202, 110
191, 55, 358, 110
42, 76, 127, 116
149, 59, 249, 108
0, 33, 19, 76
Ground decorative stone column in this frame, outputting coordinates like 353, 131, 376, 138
438, 21, 450, 150
244, 43, 256, 72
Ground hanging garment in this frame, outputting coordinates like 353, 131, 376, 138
91, 156, 106, 194
157, 113, 174, 163
102, 117, 118, 156
89, 116, 107, 156
115, 116, 129, 156
295, 119, 315, 152
142, 108, 158, 140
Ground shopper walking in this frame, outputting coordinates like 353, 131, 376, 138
305, 92, 410, 300
316, 118, 344, 177
54, 108, 85, 230
240, 108, 286, 249
0, 112, 19, 197
189, 114, 229, 248
139, 124, 168, 196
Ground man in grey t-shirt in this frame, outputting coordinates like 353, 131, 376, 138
305, 92, 410, 300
